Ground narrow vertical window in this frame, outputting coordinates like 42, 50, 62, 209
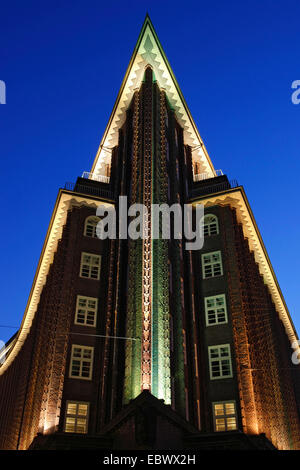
193, 161, 200, 178
104, 163, 111, 177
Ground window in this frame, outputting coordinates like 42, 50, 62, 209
208, 344, 232, 379
213, 401, 237, 432
84, 216, 100, 238
64, 401, 89, 434
165, 112, 169, 128
202, 251, 223, 279
204, 214, 219, 236
174, 128, 178, 147
104, 163, 110, 177
205, 294, 228, 326
75, 296, 98, 327
193, 161, 200, 177
69, 345, 94, 380
80, 252, 101, 280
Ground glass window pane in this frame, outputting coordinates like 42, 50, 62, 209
78, 404, 88, 416
226, 417, 237, 430
214, 404, 224, 416
67, 403, 77, 415
215, 418, 225, 431
225, 403, 235, 415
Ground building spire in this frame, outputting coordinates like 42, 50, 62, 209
91, 15, 215, 180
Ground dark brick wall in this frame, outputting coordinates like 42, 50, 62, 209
227, 208, 300, 449
188, 204, 300, 449
0, 204, 111, 449
190, 205, 241, 433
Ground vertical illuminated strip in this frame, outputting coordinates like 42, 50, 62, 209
123, 91, 142, 403
151, 88, 171, 404
141, 69, 153, 391
158, 90, 171, 403
141, 223, 151, 390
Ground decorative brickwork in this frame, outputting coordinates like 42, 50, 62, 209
0, 204, 109, 449
221, 207, 300, 449
1, 16, 300, 450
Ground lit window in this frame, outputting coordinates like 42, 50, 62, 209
202, 251, 223, 279
193, 161, 200, 176
205, 294, 228, 326
208, 344, 232, 379
69, 345, 94, 380
104, 163, 110, 177
204, 214, 219, 236
84, 216, 100, 238
65, 401, 89, 434
213, 401, 237, 432
75, 296, 98, 327
80, 252, 101, 280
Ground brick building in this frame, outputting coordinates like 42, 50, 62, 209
0, 15, 299, 450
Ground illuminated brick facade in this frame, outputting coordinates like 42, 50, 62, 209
0, 16, 299, 450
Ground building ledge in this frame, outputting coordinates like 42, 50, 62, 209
64, 177, 115, 202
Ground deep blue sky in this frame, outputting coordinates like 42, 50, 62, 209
0, 0, 299, 343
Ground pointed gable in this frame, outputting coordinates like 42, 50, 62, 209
91, 15, 215, 178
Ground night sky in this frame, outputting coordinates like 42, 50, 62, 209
0, 0, 299, 343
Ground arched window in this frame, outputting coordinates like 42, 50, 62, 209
204, 214, 219, 237
84, 216, 100, 238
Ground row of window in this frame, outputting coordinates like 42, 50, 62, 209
78, 256, 226, 323
202, 221, 235, 428
64, 399, 237, 434
80, 242, 223, 287
68, 343, 233, 381
83, 214, 220, 240
200, 230, 235, 422
74, 292, 227, 329
77, 249, 100, 327
75, 216, 231, 433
